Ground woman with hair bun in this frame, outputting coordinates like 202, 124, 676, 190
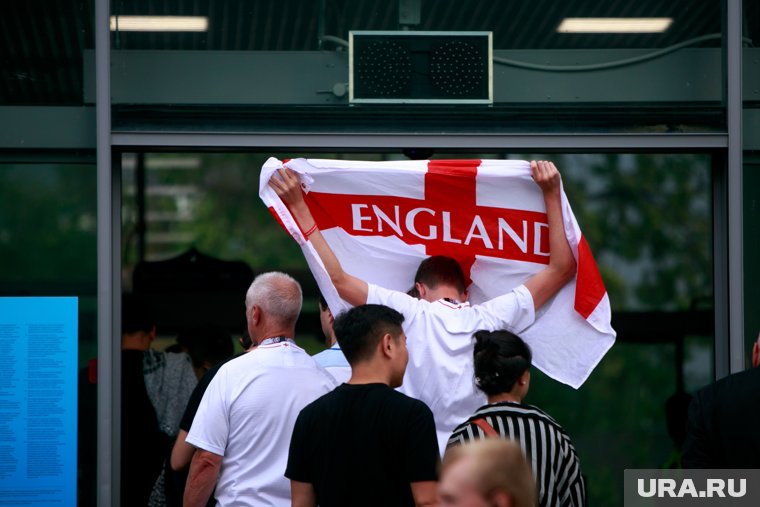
446, 330, 586, 507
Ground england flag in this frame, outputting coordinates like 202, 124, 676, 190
260, 157, 615, 388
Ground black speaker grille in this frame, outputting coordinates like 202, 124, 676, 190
351, 32, 491, 103
356, 40, 412, 97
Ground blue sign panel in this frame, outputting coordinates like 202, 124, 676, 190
0, 297, 78, 506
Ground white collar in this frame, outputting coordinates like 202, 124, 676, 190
259, 336, 295, 347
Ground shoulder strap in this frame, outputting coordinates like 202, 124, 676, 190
471, 417, 500, 438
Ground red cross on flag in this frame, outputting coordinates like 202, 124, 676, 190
260, 157, 615, 388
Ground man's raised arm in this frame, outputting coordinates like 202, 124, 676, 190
523, 160, 577, 311
269, 168, 369, 306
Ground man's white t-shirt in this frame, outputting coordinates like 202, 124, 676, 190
186, 340, 337, 507
312, 343, 351, 384
367, 283, 535, 454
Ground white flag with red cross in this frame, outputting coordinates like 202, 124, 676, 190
259, 157, 615, 388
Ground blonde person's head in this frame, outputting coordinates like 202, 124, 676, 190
439, 440, 537, 507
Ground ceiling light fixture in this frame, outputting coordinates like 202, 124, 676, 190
557, 18, 673, 34
109, 16, 209, 32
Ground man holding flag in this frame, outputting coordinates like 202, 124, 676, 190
268, 160, 579, 453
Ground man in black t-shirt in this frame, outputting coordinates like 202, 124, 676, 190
286, 304, 439, 507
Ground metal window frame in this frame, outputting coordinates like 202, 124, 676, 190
110, 132, 727, 150
725, 0, 744, 375
95, 1, 744, 505
95, 2, 117, 507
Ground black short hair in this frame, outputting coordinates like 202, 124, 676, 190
414, 256, 466, 294
473, 330, 532, 395
122, 293, 155, 335
333, 305, 405, 365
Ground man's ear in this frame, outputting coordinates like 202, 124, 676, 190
752, 342, 760, 368
415, 282, 426, 298
461, 290, 469, 302
148, 325, 157, 341
251, 305, 261, 326
381, 333, 394, 359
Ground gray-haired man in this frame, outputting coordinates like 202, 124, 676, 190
184, 272, 337, 507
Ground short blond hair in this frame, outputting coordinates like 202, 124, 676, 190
442, 439, 537, 507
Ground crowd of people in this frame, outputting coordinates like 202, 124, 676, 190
112, 161, 589, 507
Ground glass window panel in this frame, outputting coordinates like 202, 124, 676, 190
744, 155, 759, 362
0, 1, 94, 105
119, 150, 713, 505
109, 1, 721, 51
745, 0, 760, 69
0, 162, 98, 505
109, 1, 726, 134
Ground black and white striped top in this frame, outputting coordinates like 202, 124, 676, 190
447, 402, 586, 507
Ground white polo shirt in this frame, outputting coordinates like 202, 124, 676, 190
312, 343, 351, 384
186, 339, 337, 507
367, 283, 535, 454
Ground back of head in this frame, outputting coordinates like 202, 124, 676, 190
245, 272, 303, 327
473, 330, 532, 396
122, 293, 155, 335
333, 304, 404, 365
177, 323, 234, 368
442, 439, 536, 507
414, 256, 466, 294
